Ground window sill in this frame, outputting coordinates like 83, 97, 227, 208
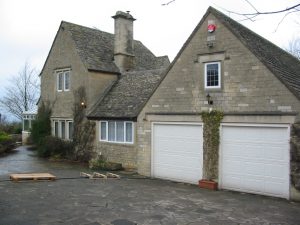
205, 87, 222, 92
99, 140, 134, 146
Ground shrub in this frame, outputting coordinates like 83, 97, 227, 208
30, 102, 51, 146
89, 155, 122, 171
37, 136, 74, 158
0, 122, 22, 134
0, 131, 15, 154
0, 131, 10, 142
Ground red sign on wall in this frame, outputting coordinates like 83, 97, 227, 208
207, 24, 216, 33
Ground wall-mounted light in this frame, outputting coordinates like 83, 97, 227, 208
206, 93, 213, 105
207, 41, 214, 48
81, 101, 87, 108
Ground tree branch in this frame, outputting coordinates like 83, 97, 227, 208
162, 0, 175, 6
225, 3, 300, 16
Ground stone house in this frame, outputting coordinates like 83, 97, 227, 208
40, 7, 300, 200
39, 12, 169, 145
135, 7, 300, 200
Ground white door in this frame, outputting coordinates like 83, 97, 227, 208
220, 124, 290, 198
152, 123, 203, 184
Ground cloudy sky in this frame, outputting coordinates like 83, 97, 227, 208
0, 0, 299, 115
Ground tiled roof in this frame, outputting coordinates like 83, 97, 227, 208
87, 69, 166, 120
209, 7, 300, 99
62, 21, 169, 73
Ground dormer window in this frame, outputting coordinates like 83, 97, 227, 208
56, 69, 70, 92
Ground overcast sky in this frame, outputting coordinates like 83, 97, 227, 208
0, 0, 299, 115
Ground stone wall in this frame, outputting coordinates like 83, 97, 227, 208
93, 122, 137, 170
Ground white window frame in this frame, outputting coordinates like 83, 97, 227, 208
99, 121, 134, 144
57, 72, 63, 92
56, 69, 71, 92
52, 119, 73, 140
22, 114, 36, 131
64, 71, 70, 91
204, 62, 221, 89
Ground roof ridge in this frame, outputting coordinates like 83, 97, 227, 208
61, 20, 114, 36
62, 20, 169, 72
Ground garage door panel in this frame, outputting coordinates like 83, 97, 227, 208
156, 139, 202, 155
221, 125, 289, 198
154, 154, 201, 169
154, 164, 202, 183
223, 126, 288, 142
153, 123, 203, 184
265, 164, 286, 178
264, 146, 288, 160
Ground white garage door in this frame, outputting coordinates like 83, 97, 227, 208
152, 123, 203, 184
220, 124, 290, 198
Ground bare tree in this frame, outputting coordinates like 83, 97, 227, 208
286, 37, 300, 60
0, 62, 40, 121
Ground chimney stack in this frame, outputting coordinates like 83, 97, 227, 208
112, 11, 136, 72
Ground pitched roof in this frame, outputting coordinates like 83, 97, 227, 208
87, 69, 166, 120
61, 21, 169, 73
209, 7, 300, 99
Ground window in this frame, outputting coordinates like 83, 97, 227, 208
100, 122, 107, 140
54, 121, 59, 137
205, 62, 221, 89
56, 69, 70, 92
22, 113, 36, 131
57, 72, 63, 91
64, 71, 70, 91
108, 121, 115, 141
100, 121, 134, 144
52, 119, 73, 140
61, 121, 65, 139
23, 120, 30, 131
125, 122, 133, 142
68, 121, 73, 140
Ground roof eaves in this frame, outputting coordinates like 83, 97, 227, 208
209, 7, 300, 100
86, 115, 137, 121
39, 21, 65, 76
88, 68, 121, 75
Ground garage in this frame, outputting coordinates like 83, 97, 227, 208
220, 124, 290, 198
152, 123, 203, 184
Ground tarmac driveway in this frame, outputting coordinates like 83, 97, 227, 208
0, 146, 300, 225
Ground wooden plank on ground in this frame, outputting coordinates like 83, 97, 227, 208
10, 173, 56, 182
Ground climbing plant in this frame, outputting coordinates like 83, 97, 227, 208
72, 86, 96, 162
201, 110, 224, 180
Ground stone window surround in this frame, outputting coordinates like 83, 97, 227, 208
99, 121, 134, 144
197, 52, 225, 91
56, 68, 71, 92
52, 118, 73, 140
